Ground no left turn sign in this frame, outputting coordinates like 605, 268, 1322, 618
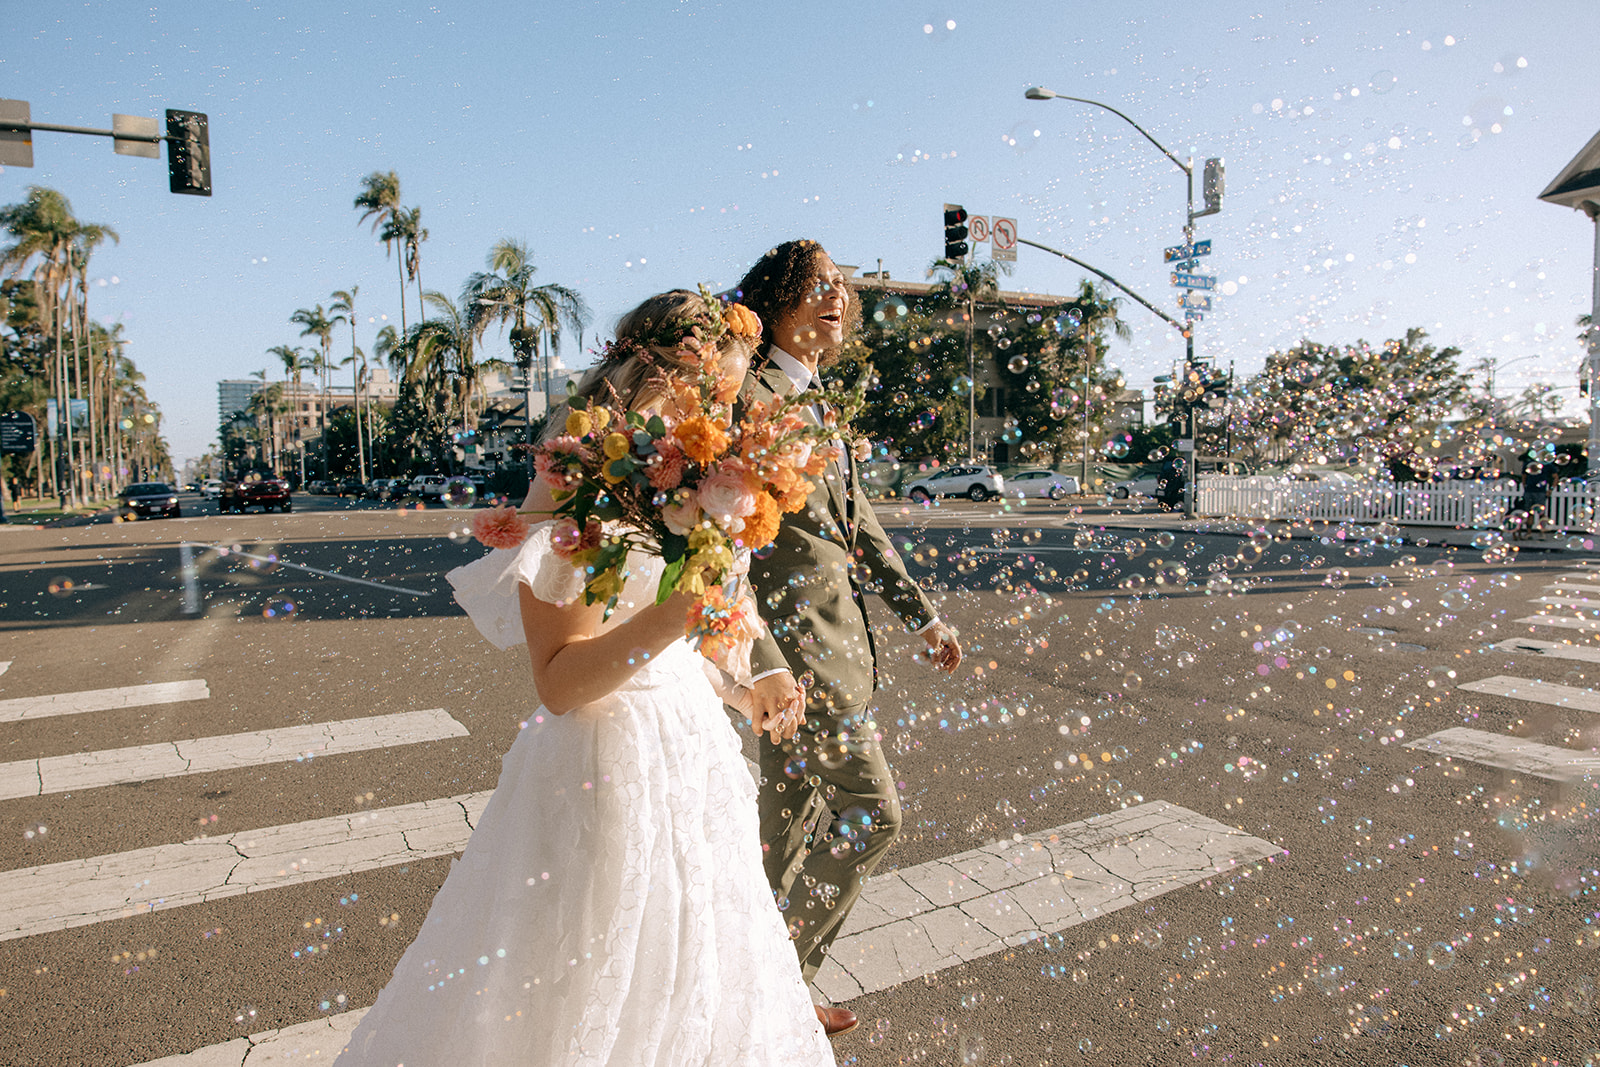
991, 216, 1017, 261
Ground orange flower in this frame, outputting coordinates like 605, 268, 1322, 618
777, 480, 813, 512
723, 302, 762, 341
673, 414, 731, 465
738, 491, 781, 549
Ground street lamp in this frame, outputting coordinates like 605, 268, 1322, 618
1026, 85, 1224, 516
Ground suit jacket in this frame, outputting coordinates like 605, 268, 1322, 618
742, 362, 936, 713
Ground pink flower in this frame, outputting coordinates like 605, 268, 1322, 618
662, 493, 702, 536
471, 505, 532, 550
550, 517, 600, 558
696, 468, 758, 528
647, 440, 687, 490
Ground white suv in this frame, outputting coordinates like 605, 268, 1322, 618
410, 474, 449, 500
904, 464, 1005, 503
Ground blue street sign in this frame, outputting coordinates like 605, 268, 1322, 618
1177, 292, 1212, 311
1163, 239, 1212, 263
1184, 310, 1205, 322
1171, 272, 1216, 290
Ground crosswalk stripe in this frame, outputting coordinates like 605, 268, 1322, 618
1494, 638, 1600, 664
0, 709, 467, 801
1534, 595, 1600, 611
0, 680, 209, 724
0, 661, 10, 676
0, 790, 493, 942
1546, 582, 1600, 595
126, 798, 1280, 1066
813, 800, 1279, 1000
1515, 614, 1600, 633
1406, 727, 1600, 782
1457, 675, 1600, 714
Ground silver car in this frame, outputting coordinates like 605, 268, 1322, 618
1007, 468, 1080, 500
904, 464, 1005, 503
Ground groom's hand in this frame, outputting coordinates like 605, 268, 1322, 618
750, 671, 806, 743
923, 624, 963, 673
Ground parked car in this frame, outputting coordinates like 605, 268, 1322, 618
1109, 474, 1161, 500
365, 477, 403, 501
304, 479, 336, 495
219, 472, 292, 513
410, 474, 449, 501
1008, 468, 1080, 500
904, 464, 1005, 503
118, 481, 181, 519
200, 478, 224, 500
338, 479, 367, 497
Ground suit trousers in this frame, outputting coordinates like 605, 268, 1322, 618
758, 700, 902, 984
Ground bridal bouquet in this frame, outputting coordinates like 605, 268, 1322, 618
469, 289, 870, 672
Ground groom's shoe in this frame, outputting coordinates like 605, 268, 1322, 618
815, 1005, 858, 1037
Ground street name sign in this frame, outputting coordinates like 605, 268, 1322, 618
1177, 292, 1212, 310
0, 411, 37, 455
1163, 239, 1212, 263
1171, 271, 1216, 290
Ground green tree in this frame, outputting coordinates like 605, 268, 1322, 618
354, 171, 405, 333
291, 304, 336, 476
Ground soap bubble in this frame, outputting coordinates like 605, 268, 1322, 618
442, 476, 477, 509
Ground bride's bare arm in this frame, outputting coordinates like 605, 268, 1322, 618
518, 583, 695, 714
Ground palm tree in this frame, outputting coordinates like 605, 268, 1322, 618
382, 205, 428, 329
291, 304, 336, 477
354, 171, 405, 333
0, 186, 79, 504
268, 343, 312, 482
462, 238, 590, 451
330, 287, 367, 482
69, 221, 118, 499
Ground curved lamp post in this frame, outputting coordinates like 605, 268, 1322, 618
1026, 86, 1223, 516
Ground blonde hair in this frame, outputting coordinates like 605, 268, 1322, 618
544, 289, 755, 440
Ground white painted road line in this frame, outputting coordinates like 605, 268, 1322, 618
1458, 675, 1600, 715
0, 709, 467, 801
1515, 614, 1600, 633
0, 680, 210, 724
127, 798, 1281, 1067
1534, 596, 1600, 611
812, 800, 1281, 1000
0, 790, 494, 942
0, 661, 10, 677
1546, 582, 1600, 596
1406, 727, 1600, 783
184, 541, 435, 598
1495, 638, 1600, 664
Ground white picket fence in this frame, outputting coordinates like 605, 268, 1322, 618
1195, 477, 1599, 532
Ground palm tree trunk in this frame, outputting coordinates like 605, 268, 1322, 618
395, 243, 408, 335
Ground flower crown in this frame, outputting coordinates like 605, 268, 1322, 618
599, 287, 762, 365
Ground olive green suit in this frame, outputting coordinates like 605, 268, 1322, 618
743, 361, 937, 983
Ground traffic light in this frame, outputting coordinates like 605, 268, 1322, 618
166, 109, 211, 196
943, 203, 969, 260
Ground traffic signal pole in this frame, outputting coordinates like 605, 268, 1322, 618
0, 100, 212, 195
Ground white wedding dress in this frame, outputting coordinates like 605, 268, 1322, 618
334, 523, 834, 1066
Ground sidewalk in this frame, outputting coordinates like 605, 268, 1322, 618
875, 497, 1593, 553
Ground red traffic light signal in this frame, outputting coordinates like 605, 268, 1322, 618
943, 203, 969, 260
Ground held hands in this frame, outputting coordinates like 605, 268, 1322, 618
748, 671, 807, 744
922, 623, 963, 673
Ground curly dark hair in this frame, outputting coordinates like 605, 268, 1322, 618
733, 239, 860, 367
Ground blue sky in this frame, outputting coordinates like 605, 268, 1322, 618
6, 0, 1598, 467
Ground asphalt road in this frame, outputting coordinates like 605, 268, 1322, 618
0, 491, 1596, 1065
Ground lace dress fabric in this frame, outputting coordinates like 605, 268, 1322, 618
336, 524, 833, 1065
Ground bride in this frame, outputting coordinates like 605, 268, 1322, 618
334, 291, 835, 1065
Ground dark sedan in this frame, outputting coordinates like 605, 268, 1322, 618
118, 481, 182, 519
219, 473, 292, 513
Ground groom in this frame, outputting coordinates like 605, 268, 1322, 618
735, 240, 962, 1036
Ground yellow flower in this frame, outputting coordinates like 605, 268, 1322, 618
586, 568, 624, 602
592, 407, 612, 431
565, 409, 592, 438
603, 432, 631, 460
687, 526, 727, 552
675, 567, 708, 596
